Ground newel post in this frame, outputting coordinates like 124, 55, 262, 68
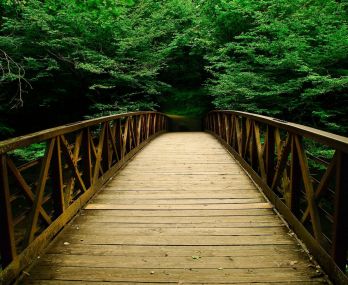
0, 155, 17, 267
265, 126, 275, 185
332, 151, 348, 270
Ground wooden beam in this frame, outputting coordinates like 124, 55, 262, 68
331, 151, 348, 270
24, 138, 56, 245
51, 137, 65, 216
265, 126, 275, 185
294, 135, 324, 244
288, 135, 301, 215
271, 135, 291, 190
0, 155, 17, 267
6, 158, 52, 225
301, 153, 337, 224
254, 123, 266, 182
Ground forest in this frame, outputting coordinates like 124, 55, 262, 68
0, 0, 347, 141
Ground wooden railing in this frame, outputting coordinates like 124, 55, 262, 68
205, 110, 348, 285
0, 111, 168, 284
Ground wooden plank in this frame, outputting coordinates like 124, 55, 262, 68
83, 209, 273, 216
103, 184, 256, 190
96, 191, 263, 199
75, 215, 284, 224
37, 253, 311, 269
62, 226, 285, 236
46, 244, 303, 257
85, 203, 272, 210
26, 267, 327, 283
26, 281, 328, 285
91, 198, 265, 205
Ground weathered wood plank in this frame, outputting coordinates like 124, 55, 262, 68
83, 209, 274, 216
90, 198, 265, 205
27, 281, 328, 285
26, 267, 327, 283
46, 244, 303, 257
84, 203, 272, 210
61, 226, 286, 236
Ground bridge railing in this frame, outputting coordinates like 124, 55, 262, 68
205, 110, 348, 285
0, 111, 168, 284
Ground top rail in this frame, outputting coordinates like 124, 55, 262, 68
0, 111, 168, 285
215, 110, 348, 152
205, 110, 348, 285
0, 111, 166, 155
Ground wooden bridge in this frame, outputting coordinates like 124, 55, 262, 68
0, 111, 347, 285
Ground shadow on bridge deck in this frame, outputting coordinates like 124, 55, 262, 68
19, 133, 329, 284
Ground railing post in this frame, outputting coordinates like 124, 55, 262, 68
240, 117, 247, 157
223, 114, 229, 143
332, 151, 348, 270
51, 138, 65, 216
0, 155, 17, 268
146, 114, 151, 139
136, 115, 142, 146
265, 126, 275, 185
153, 114, 157, 134
288, 135, 302, 216
214, 113, 218, 134
80, 128, 93, 188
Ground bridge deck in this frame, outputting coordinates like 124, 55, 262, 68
21, 133, 328, 284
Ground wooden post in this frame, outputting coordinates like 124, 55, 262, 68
51, 138, 65, 217
288, 135, 301, 216
146, 114, 151, 139
332, 151, 348, 270
240, 117, 247, 158
266, 126, 275, 186
0, 155, 17, 267
80, 128, 93, 189
153, 114, 157, 134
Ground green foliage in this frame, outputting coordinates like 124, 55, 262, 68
10, 142, 46, 162
205, 0, 348, 135
0, 0, 347, 138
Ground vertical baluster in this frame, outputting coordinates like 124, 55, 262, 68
224, 114, 229, 143
265, 126, 275, 186
136, 115, 142, 146
92, 124, 106, 183
153, 114, 157, 134
230, 115, 236, 148
0, 154, 17, 267
146, 114, 150, 139
240, 117, 247, 158
288, 135, 301, 215
102, 123, 111, 171
332, 151, 348, 270
51, 138, 65, 216
217, 113, 221, 137
81, 128, 93, 188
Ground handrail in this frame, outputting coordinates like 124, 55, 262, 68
0, 111, 167, 154
0, 111, 168, 284
205, 110, 348, 285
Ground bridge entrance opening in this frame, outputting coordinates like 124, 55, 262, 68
166, 114, 203, 131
